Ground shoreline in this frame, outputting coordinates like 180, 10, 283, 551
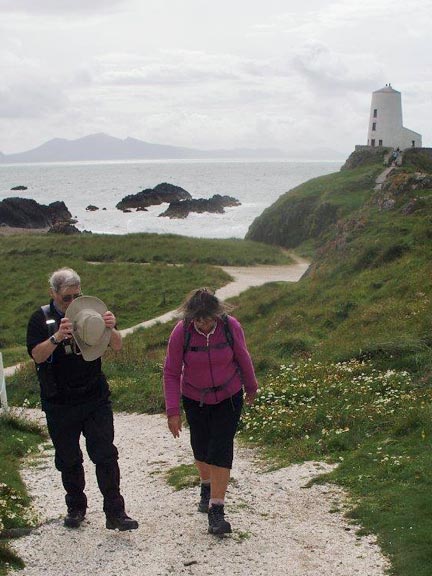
0, 226, 49, 236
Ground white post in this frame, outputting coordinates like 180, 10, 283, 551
0, 352, 9, 413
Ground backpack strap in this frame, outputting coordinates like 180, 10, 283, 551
41, 304, 58, 363
221, 313, 234, 348
183, 322, 192, 354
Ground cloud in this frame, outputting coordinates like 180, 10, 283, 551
93, 49, 299, 89
0, 0, 127, 14
292, 43, 382, 93
0, 49, 69, 118
0, 83, 69, 118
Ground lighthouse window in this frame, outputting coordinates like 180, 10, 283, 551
372, 122, 376, 131
373, 109, 377, 118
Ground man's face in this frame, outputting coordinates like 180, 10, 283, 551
51, 284, 82, 314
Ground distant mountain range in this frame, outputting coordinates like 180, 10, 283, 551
0, 133, 286, 163
0, 133, 346, 163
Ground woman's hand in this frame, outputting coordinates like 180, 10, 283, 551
167, 415, 182, 438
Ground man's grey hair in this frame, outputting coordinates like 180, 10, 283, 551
49, 268, 81, 293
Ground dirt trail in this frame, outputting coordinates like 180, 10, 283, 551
11, 411, 388, 576
120, 254, 309, 336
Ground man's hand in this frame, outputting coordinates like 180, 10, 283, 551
103, 311, 122, 351
167, 415, 182, 438
56, 317, 73, 341
103, 311, 116, 329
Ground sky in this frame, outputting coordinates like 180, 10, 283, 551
0, 0, 430, 156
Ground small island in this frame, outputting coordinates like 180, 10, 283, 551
116, 182, 241, 218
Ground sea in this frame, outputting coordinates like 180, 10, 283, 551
0, 159, 342, 238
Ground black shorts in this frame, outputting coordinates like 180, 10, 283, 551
182, 389, 243, 469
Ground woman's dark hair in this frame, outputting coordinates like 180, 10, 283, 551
178, 287, 234, 322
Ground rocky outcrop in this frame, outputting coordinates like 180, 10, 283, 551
341, 147, 390, 171
159, 195, 241, 219
0, 197, 72, 229
48, 222, 81, 234
116, 182, 191, 210
86, 205, 99, 211
372, 171, 432, 212
10, 185, 28, 191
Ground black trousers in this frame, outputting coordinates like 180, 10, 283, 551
182, 389, 243, 469
44, 398, 125, 515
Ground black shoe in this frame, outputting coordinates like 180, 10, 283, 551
208, 504, 231, 535
106, 513, 139, 531
64, 509, 86, 528
198, 483, 210, 513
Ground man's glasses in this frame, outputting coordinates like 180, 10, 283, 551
61, 292, 82, 303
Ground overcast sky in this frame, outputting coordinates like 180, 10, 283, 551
0, 0, 430, 156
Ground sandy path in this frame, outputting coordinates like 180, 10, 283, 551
11, 411, 388, 576
7, 253, 388, 573
2, 254, 308, 371
120, 253, 309, 336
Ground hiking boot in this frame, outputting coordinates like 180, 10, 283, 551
106, 513, 139, 531
208, 504, 231, 535
64, 509, 86, 528
198, 483, 210, 513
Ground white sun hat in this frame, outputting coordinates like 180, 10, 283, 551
66, 296, 112, 361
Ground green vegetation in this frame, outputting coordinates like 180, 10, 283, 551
0, 233, 291, 366
239, 359, 432, 575
245, 162, 382, 248
0, 413, 45, 575
166, 464, 200, 491
4, 148, 432, 574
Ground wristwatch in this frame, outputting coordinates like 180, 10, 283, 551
49, 334, 61, 346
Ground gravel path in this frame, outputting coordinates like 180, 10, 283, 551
8, 255, 388, 573
120, 254, 310, 336
12, 411, 388, 576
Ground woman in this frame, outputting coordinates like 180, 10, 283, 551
163, 288, 258, 535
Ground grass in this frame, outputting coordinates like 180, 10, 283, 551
165, 464, 200, 491
0, 232, 291, 366
238, 360, 432, 575
4, 156, 432, 574
0, 412, 45, 576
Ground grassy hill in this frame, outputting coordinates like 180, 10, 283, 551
243, 147, 432, 377
3, 148, 432, 575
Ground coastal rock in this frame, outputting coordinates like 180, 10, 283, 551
47, 200, 72, 223
0, 197, 72, 229
341, 147, 390, 171
10, 185, 28, 191
86, 205, 99, 211
116, 182, 192, 210
48, 222, 81, 235
159, 194, 241, 219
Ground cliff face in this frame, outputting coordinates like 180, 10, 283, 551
246, 158, 381, 249
340, 147, 390, 170
246, 147, 432, 251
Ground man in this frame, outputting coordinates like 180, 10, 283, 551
27, 267, 138, 531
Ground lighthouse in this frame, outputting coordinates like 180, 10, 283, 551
367, 85, 422, 149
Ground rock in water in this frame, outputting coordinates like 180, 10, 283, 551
0, 197, 72, 228
116, 182, 192, 210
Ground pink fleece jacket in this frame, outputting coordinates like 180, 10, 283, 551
163, 315, 258, 416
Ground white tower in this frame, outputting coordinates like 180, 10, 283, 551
367, 85, 422, 149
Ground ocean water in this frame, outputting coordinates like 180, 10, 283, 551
0, 159, 342, 238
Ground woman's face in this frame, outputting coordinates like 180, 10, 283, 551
194, 316, 217, 334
